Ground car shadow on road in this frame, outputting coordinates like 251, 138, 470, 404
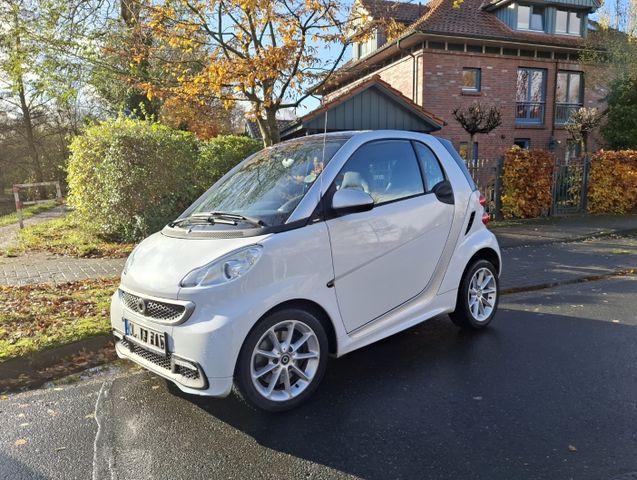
168, 311, 637, 480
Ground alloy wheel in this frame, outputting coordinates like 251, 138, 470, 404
467, 267, 497, 322
250, 320, 321, 402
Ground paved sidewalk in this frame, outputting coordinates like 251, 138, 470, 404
0, 205, 69, 250
499, 234, 637, 291
491, 213, 637, 248
0, 252, 124, 285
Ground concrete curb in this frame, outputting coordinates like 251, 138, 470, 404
500, 268, 635, 295
0, 334, 113, 381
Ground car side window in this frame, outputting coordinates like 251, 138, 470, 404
413, 142, 446, 192
335, 140, 425, 205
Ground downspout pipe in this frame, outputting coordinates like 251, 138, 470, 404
397, 38, 418, 104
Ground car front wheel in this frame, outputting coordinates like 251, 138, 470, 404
450, 259, 499, 329
235, 308, 328, 412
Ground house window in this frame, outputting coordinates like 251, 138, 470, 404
459, 141, 478, 162
555, 71, 583, 124
516, 67, 546, 124
514, 138, 530, 149
556, 10, 582, 36
354, 32, 378, 60
518, 5, 544, 31
462, 68, 481, 92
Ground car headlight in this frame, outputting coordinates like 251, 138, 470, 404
180, 245, 263, 288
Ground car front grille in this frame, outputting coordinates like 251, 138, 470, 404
119, 338, 204, 388
120, 290, 188, 323
121, 338, 174, 371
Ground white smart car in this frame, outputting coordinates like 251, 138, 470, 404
111, 131, 501, 411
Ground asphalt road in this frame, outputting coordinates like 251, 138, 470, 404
1, 276, 637, 480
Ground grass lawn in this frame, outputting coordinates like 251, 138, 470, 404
0, 278, 119, 362
6, 215, 134, 258
0, 200, 58, 228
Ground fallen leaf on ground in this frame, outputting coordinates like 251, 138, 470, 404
14, 439, 27, 446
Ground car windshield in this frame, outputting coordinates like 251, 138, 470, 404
185, 137, 347, 227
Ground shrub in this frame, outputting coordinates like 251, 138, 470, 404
602, 77, 637, 150
501, 147, 555, 219
587, 150, 637, 214
197, 135, 262, 191
67, 118, 199, 241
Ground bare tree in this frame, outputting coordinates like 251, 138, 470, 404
453, 102, 502, 160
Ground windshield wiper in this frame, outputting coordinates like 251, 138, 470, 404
169, 212, 266, 229
193, 211, 267, 228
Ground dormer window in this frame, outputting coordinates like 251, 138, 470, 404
353, 31, 379, 60
556, 10, 582, 36
517, 5, 544, 32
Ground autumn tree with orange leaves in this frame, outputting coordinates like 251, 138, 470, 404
139, 0, 381, 146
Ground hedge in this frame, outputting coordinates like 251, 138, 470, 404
67, 118, 200, 242
197, 135, 262, 191
67, 119, 262, 242
588, 150, 637, 214
500, 147, 555, 219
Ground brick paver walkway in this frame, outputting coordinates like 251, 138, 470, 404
0, 252, 124, 285
0, 206, 125, 285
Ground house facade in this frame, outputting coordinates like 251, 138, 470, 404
322, 0, 605, 161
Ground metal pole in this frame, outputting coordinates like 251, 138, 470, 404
581, 155, 590, 212
12, 185, 24, 229
494, 156, 503, 221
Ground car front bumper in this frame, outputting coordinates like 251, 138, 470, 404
110, 290, 235, 398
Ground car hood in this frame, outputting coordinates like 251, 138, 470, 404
121, 231, 270, 298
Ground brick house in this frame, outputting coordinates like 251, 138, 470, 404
321, 0, 605, 161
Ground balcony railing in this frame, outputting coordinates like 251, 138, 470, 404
516, 102, 545, 124
554, 103, 582, 125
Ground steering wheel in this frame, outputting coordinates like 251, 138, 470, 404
277, 194, 305, 213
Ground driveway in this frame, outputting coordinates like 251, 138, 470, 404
2, 275, 636, 480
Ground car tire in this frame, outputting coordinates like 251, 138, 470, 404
450, 259, 499, 329
235, 308, 329, 412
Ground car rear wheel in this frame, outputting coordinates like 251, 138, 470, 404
450, 259, 499, 329
235, 308, 328, 412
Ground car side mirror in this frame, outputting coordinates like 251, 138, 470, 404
331, 188, 374, 215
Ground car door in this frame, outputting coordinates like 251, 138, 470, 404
326, 139, 454, 333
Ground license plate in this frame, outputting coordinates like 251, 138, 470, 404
124, 319, 167, 355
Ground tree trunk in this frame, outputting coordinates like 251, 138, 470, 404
255, 108, 281, 147
470, 133, 477, 165
14, 32, 44, 186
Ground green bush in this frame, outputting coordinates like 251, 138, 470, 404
67, 118, 199, 241
602, 77, 637, 150
197, 135, 262, 191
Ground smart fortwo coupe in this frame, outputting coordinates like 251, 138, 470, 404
111, 130, 501, 412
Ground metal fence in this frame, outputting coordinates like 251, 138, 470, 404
465, 158, 503, 220
551, 156, 590, 215
464, 155, 591, 219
